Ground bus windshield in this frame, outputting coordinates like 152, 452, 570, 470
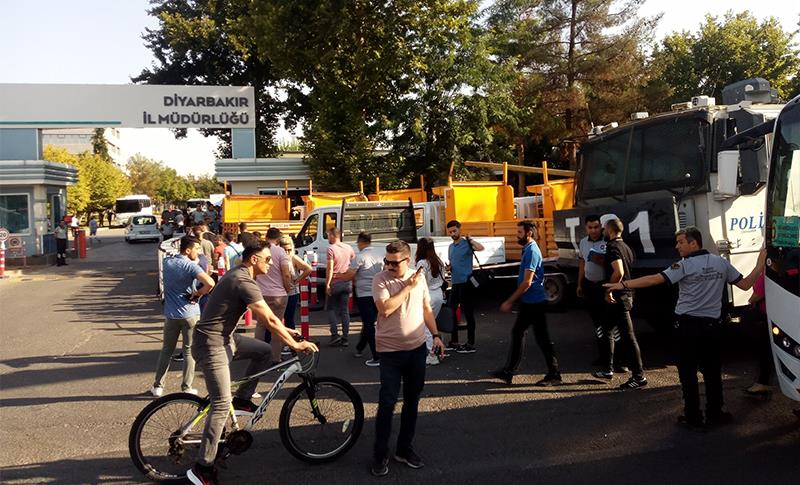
115, 199, 144, 213
766, 100, 800, 296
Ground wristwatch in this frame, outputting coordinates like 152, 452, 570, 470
432, 334, 440, 340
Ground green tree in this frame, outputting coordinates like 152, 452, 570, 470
44, 146, 89, 215
648, 11, 800, 107
126, 154, 163, 197
188, 174, 223, 197
133, 0, 282, 158
91, 128, 111, 160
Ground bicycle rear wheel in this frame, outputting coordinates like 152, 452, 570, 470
128, 393, 208, 483
279, 376, 364, 463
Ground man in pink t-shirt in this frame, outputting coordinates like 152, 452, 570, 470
325, 227, 355, 346
256, 228, 294, 362
369, 240, 444, 477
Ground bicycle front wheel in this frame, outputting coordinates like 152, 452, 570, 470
128, 393, 208, 483
279, 376, 364, 463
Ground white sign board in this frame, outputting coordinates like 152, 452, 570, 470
0, 84, 255, 129
0, 228, 9, 242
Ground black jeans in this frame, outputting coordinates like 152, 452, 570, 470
503, 302, 559, 376
674, 315, 724, 420
582, 279, 607, 355
450, 281, 477, 345
56, 238, 68, 265
374, 344, 427, 460
355, 296, 378, 360
599, 300, 644, 378
741, 306, 773, 385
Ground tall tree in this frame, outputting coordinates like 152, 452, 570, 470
91, 128, 111, 160
134, 0, 283, 157
648, 11, 800, 107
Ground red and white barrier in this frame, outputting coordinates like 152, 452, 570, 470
0, 243, 6, 279
300, 253, 310, 338
310, 251, 318, 305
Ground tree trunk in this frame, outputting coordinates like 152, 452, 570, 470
565, 0, 578, 134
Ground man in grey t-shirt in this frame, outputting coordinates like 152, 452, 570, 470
188, 241, 318, 485
576, 215, 608, 364
341, 232, 384, 366
605, 227, 764, 428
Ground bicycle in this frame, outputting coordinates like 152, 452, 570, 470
129, 348, 364, 482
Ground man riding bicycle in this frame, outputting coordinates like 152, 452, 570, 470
188, 240, 319, 485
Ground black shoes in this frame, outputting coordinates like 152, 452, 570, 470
370, 457, 389, 477
489, 369, 513, 385
456, 343, 477, 354
534, 374, 562, 387
394, 449, 425, 469
618, 376, 648, 390
593, 370, 614, 380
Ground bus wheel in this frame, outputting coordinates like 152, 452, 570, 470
544, 275, 567, 307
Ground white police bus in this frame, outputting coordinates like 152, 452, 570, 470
114, 195, 153, 227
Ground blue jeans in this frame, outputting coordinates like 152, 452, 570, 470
374, 344, 427, 460
284, 293, 299, 329
355, 296, 378, 359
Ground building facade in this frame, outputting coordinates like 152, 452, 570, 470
41, 128, 122, 165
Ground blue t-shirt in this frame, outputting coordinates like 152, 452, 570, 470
163, 255, 204, 319
449, 238, 474, 284
519, 241, 546, 304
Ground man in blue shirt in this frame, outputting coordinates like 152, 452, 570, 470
446, 220, 484, 354
489, 221, 561, 386
150, 235, 216, 397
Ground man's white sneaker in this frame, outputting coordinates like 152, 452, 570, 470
150, 386, 163, 397
183, 388, 199, 395
426, 354, 440, 366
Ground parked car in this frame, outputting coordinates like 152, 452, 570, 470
125, 214, 160, 243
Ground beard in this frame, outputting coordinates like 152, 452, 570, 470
450, 235, 460, 241
517, 237, 528, 246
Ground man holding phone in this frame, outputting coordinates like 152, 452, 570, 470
445, 220, 484, 353
370, 240, 445, 477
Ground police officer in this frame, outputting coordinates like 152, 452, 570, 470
605, 227, 765, 428
576, 215, 608, 364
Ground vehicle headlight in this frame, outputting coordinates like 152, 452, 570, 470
771, 323, 800, 359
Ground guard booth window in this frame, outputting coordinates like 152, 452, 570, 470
0, 194, 31, 234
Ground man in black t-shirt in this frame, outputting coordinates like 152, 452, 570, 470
594, 218, 647, 390
188, 241, 318, 485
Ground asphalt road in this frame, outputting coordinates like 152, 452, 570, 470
1, 229, 797, 484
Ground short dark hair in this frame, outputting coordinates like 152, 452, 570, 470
242, 239, 269, 262
223, 231, 235, 243
585, 215, 600, 224
266, 227, 282, 240
239, 222, 247, 231
446, 220, 461, 229
517, 220, 536, 238
385, 240, 411, 256
191, 225, 203, 238
605, 218, 624, 235
180, 235, 200, 253
357, 231, 372, 244
676, 227, 703, 248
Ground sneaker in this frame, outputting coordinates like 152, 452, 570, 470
456, 343, 477, 354
365, 359, 381, 367
705, 411, 733, 427
613, 365, 629, 373
150, 386, 163, 397
172, 352, 185, 362
426, 354, 440, 366
182, 388, 199, 395
488, 368, 513, 385
446, 341, 461, 351
251, 392, 262, 399
371, 456, 389, 477
593, 370, 614, 380
187, 463, 218, 485
232, 396, 258, 415
534, 374, 562, 387
394, 449, 424, 469
329, 335, 342, 346
618, 376, 648, 390
354, 351, 364, 358
341, 338, 349, 347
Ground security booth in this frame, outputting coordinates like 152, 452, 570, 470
0, 130, 78, 263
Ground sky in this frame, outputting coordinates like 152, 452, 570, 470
1, 0, 798, 176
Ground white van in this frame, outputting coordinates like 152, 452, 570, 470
125, 214, 160, 243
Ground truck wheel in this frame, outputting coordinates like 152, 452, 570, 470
543, 275, 567, 306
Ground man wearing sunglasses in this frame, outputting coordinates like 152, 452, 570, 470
188, 241, 319, 485
370, 240, 445, 477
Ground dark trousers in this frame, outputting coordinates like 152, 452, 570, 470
741, 306, 773, 385
374, 344, 427, 460
56, 238, 68, 265
450, 281, 477, 345
284, 293, 299, 329
674, 315, 724, 420
582, 279, 607, 355
355, 296, 379, 360
503, 302, 559, 376
599, 301, 644, 378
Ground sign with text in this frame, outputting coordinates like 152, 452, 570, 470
0, 84, 255, 129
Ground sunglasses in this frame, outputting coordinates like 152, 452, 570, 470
253, 255, 272, 264
383, 257, 409, 267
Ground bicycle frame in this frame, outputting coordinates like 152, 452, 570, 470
178, 353, 317, 444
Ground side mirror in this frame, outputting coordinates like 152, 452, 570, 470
715, 150, 739, 198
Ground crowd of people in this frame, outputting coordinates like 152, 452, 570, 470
151, 211, 775, 484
